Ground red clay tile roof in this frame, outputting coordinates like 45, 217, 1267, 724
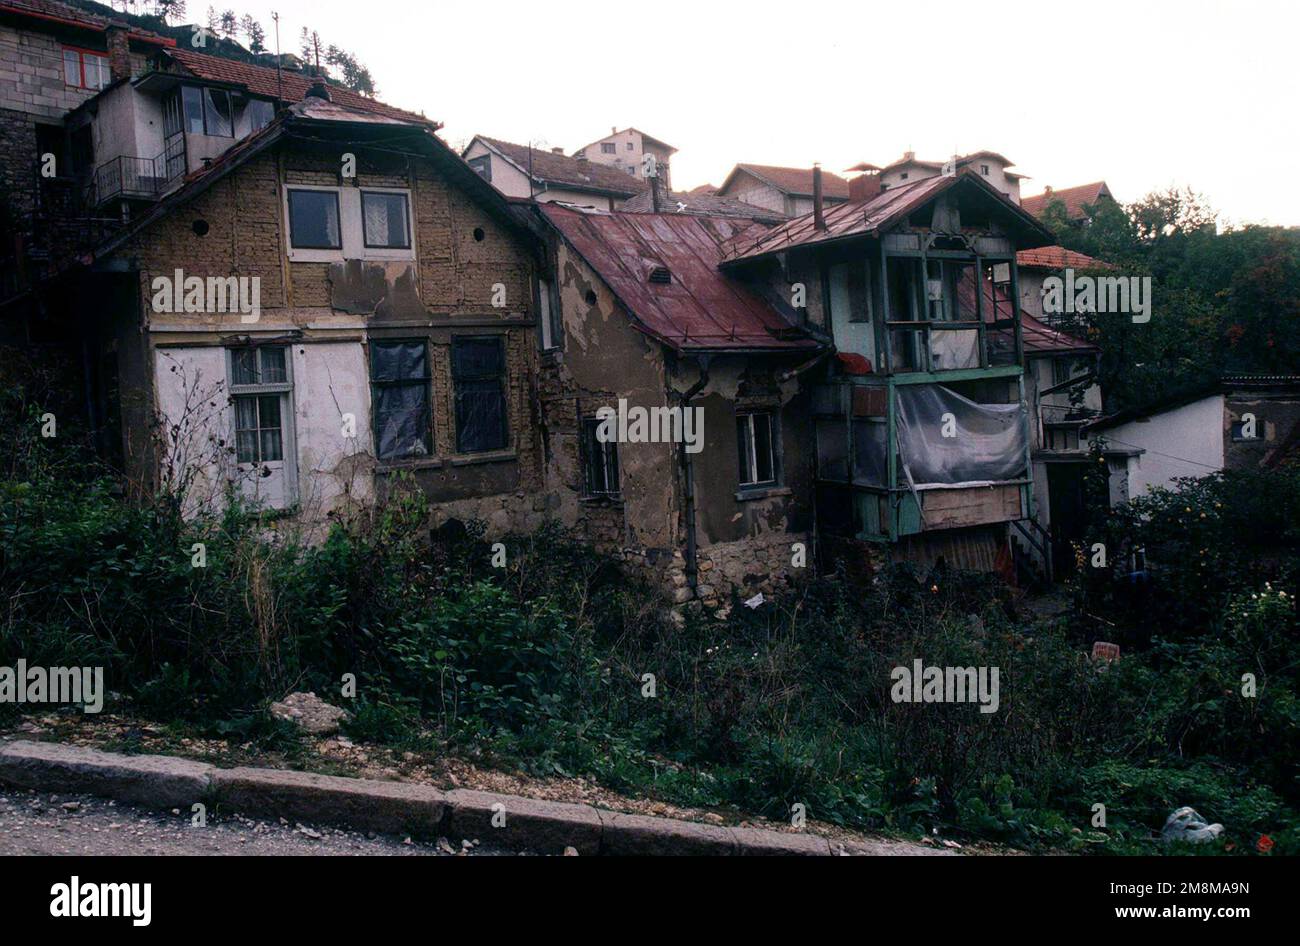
0, 0, 173, 43
722, 163, 851, 199
1021, 181, 1113, 219
473, 136, 647, 198
620, 189, 788, 224
166, 48, 433, 125
539, 204, 817, 353
1016, 245, 1111, 270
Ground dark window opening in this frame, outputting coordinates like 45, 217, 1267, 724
287, 189, 341, 249
370, 340, 433, 461
452, 337, 509, 453
601, 142, 616, 154
581, 416, 620, 497
468, 154, 492, 182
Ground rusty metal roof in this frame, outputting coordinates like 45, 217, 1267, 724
720, 171, 1055, 264
539, 204, 819, 354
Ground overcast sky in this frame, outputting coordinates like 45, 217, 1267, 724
219, 0, 1298, 226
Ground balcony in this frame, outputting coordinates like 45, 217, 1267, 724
90, 138, 185, 207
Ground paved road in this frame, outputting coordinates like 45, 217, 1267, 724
0, 788, 506, 856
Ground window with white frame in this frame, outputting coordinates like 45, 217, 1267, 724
284, 186, 414, 262
737, 410, 779, 489
229, 346, 291, 464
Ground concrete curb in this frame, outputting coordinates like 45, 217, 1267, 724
0, 740, 950, 856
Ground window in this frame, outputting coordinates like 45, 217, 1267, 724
1052, 357, 1076, 386
1045, 426, 1080, 452
981, 164, 991, 175
63, 48, 109, 90
229, 347, 290, 464
179, 85, 236, 136
601, 142, 617, 154
361, 191, 411, 249
287, 189, 342, 249
452, 337, 509, 453
737, 411, 778, 488
284, 187, 413, 261
1231, 420, 1257, 442
581, 416, 620, 497
203, 87, 234, 136
626, 142, 634, 151
538, 277, 560, 350
242, 97, 275, 132
370, 340, 432, 460
468, 154, 492, 182
900, 172, 909, 181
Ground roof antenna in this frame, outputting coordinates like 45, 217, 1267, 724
272, 11, 282, 112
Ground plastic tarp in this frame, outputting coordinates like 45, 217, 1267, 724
896, 384, 1026, 489
930, 328, 981, 371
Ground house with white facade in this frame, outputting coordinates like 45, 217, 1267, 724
462, 135, 647, 209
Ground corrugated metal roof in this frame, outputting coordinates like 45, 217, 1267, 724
720, 171, 1055, 263
539, 205, 819, 353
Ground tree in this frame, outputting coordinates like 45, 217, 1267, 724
219, 9, 238, 40
239, 14, 266, 54
299, 28, 324, 73
325, 45, 377, 97
153, 0, 186, 24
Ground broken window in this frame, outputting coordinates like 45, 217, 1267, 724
201, 87, 234, 137
452, 337, 509, 453
370, 340, 433, 460
537, 277, 560, 350
468, 154, 492, 182
737, 411, 778, 488
287, 189, 341, 249
229, 345, 290, 464
581, 416, 620, 497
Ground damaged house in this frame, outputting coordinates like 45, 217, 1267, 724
528, 200, 821, 606
21, 40, 553, 531
718, 166, 1058, 574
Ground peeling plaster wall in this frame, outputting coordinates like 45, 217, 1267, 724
114, 139, 544, 532
541, 241, 816, 606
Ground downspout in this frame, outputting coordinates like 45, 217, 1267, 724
678, 353, 711, 592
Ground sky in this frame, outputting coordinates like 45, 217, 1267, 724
199, 0, 1299, 226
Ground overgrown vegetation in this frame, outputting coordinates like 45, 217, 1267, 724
2, 390, 1294, 856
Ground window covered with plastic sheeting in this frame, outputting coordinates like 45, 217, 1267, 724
852, 419, 888, 486
370, 340, 432, 460
895, 383, 1026, 488
452, 337, 509, 453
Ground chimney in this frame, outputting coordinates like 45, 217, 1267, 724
812, 163, 826, 231
849, 169, 881, 202
551, 147, 564, 154
611, 126, 617, 135
650, 169, 667, 213
306, 79, 331, 101
106, 26, 132, 82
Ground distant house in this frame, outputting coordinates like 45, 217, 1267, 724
1084, 376, 1300, 506
571, 127, 677, 188
1021, 181, 1116, 220
620, 186, 787, 225
876, 150, 1027, 203
461, 135, 646, 209
715, 163, 850, 218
